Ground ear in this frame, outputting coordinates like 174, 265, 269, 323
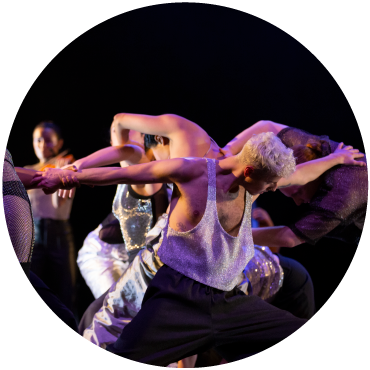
154, 135, 163, 145
244, 166, 254, 177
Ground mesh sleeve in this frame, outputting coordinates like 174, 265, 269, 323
3, 150, 34, 265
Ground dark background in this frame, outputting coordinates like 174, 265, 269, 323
7, 3, 364, 318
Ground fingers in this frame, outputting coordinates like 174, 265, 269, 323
337, 142, 344, 149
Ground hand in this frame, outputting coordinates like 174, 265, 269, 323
219, 146, 233, 159
333, 142, 366, 166
31, 167, 80, 195
252, 207, 274, 227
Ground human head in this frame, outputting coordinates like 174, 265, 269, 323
33, 121, 63, 162
279, 139, 326, 205
144, 134, 170, 160
237, 132, 296, 195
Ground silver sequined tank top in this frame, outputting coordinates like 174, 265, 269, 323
158, 158, 255, 291
112, 184, 153, 253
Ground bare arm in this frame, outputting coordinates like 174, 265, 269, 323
222, 120, 288, 155
73, 144, 147, 170
31, 158, 199, 192
112, 113, 192, 138
15, 167, 40, 190
277, 143, 365, 188
252, 226, 304, 248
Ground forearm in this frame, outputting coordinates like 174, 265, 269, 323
252, 226, 304, 248
74, 145, 140, 170
279, 154, 340, 188
15, 167, 39, 189
223, 120, 288, 155
112, 113, 181, 137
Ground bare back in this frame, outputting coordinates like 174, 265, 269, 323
168, 158, 246, 237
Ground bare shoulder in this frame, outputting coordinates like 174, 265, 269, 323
177, 157, 207, 181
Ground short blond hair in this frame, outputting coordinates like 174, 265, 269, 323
237, 132, 296, 178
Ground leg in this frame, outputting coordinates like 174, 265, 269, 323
212, 288, 306, 362
106, 265, 214, 366
270, 254, 315, 319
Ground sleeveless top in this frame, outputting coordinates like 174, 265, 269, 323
112, 183, 169, 253
158, 158, 255, 291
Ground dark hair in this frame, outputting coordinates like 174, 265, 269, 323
34, 121, 62, 140
292, 139, 329, 165
144, 134, 158, 151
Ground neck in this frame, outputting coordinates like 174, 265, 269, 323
218, 156, 246, 192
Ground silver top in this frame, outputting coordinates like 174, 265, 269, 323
112, 184, 153, 252
158, 158, 254, 291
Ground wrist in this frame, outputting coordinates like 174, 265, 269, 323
329, 152, 343, 164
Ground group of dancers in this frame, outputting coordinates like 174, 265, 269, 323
3, 113, 367, 366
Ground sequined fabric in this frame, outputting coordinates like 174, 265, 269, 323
278, 127, 367, 244
3, 150, 34, 264
112, 184, 153, 253
242, 245, 283, 300
158, 158, 255, 291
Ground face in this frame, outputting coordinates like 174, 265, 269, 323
33, 127, 62, 161
244, 173, 281, 195
279, 179, 321, 205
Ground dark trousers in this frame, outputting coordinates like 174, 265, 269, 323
271, 254, 315, 319
31, 218, 76, 311
106, 264, 306, 366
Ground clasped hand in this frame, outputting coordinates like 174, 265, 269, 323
31, 165, 80, 197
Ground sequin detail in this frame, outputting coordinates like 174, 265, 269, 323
158, 158, 254, 291
112, 184, 153, 252
242, 246, 283, 300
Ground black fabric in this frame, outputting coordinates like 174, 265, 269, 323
31, 218, 76, 310
99, 213, 125, 244
106, 264, 306, 366
270, 254, 315, 319
30, 271, 78, 332
278, 127, 367, 245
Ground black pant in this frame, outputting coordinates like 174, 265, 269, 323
271, 254, 315, 319
31, 218, 76, 311
107, 264, 306, 366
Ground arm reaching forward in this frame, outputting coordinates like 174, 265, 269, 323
31, 158, 198, 193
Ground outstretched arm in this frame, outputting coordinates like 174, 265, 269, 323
277, 143, 365, 188
222, 120, 288, 156
15, 167, 39, 190
31, 158, 198, 193
73, 144, 147, 170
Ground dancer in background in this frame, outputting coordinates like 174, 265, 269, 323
25, 121, 76, 311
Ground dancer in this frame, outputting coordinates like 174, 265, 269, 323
76, 126, 168, 299
3, 150, 78, 331
220, 121, 367, 247
25, 121, 76, 310
32, 133, 363, 365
